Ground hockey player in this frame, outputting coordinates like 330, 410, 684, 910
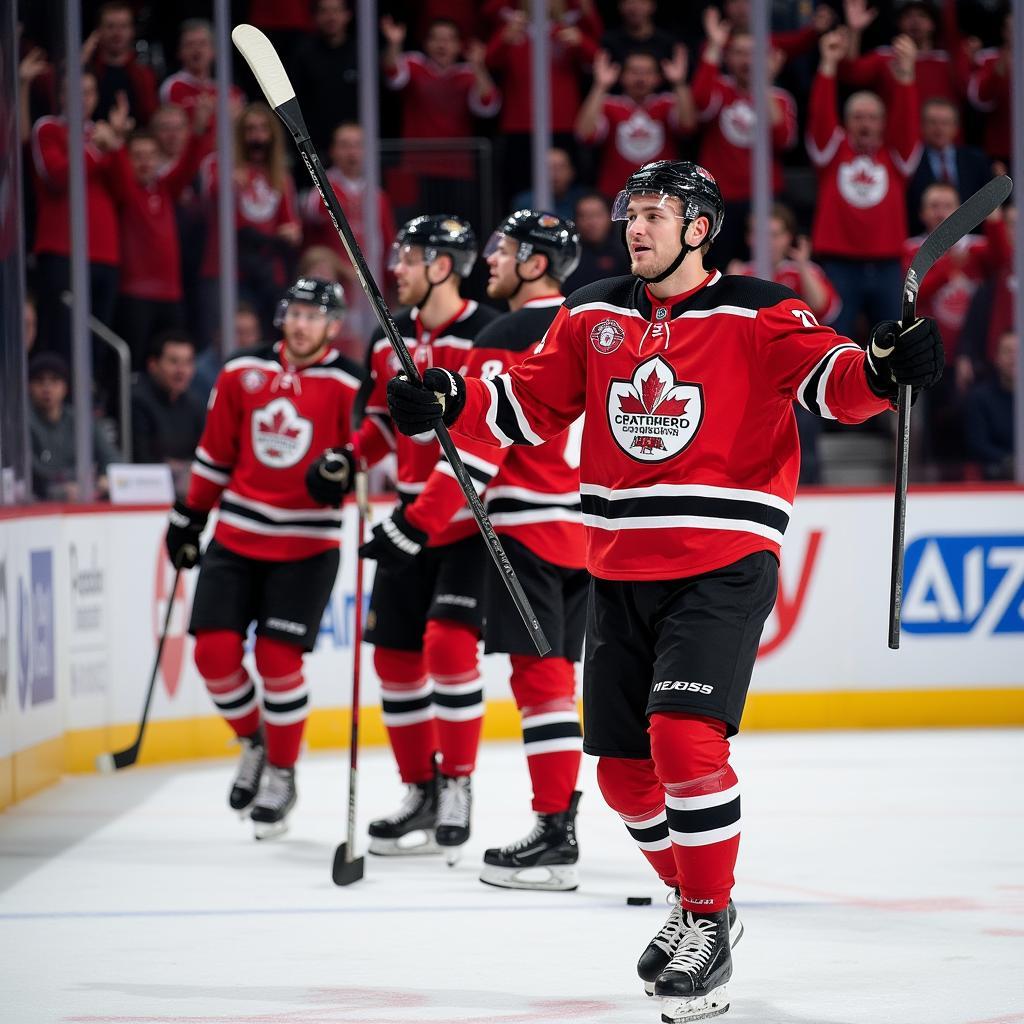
352, 214, 498, 862
165, 278, 361, 839
386, 161, 944, 1020
383, 209, 588, 890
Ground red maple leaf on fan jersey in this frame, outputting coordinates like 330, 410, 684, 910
619, 368, 690, 416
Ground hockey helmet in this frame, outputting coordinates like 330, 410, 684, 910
388, 214, 478, 279
483, 209, 582, 283
612, 160, 725, 245
274, 277, 346, 326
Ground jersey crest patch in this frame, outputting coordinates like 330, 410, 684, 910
251, 397, 313, 468
241, 369, 266, 393
607, 356, 703, 462
590, 318, 625, 354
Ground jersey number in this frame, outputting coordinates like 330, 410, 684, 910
792, 309, 819, 329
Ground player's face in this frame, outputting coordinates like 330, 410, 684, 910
282, 302, 331, 360
624, 195, 691, 277
180, 28, 214, 76
392, 245, 432, 306
485, 236, 520, 299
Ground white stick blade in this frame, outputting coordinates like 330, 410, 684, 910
95, 752, 115, 774
231, 24, 295, 109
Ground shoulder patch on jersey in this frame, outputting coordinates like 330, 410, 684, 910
473, 305, 561, 353
564, 275, 639, 312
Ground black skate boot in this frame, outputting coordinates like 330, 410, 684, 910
436, 773, 472, 865
250, 765, 297, 840
229, 729, 266, 816
638, 891, 742, 996
654, 907, 732, 1022
367, 774, 439, 856
479, 790, 581, 891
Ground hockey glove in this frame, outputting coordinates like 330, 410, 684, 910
358, 505, 428, 571
305, 446, 356, 506
165, 501, 208, 569
386, 368, 467, 437
865, 317, 944, 402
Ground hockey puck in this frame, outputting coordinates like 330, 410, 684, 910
626, 896, 653, 906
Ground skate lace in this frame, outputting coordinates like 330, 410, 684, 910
504, 818, 546, 854
437, 777, 471, 828
652, 897, 685, 955
665, 916, 717, 976
385, 783, 429, 826
235, 739, 264, 791
258, 768, 294, 812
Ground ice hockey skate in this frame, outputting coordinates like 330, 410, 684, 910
436, 773, 472, 865
638, 892, 742, 996
228, 729, 266, 816
367, 775, 440, 856
480, 790, 580, 890
655, 906, 732, 1022
250, 765, 297, 840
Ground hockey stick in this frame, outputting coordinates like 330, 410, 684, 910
888, 173, 1013, 649
96, 565, 182, 772
232, 25, 551, 658
332, 472, 369, 886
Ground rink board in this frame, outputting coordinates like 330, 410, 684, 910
0, 487, 1022, 808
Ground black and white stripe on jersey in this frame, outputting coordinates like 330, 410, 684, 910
579, 483, 791, 544
485, 486, 582, 526
665, 785, 741, 847
521, 710, 582, 756
217, 491, 343, 540
796, 343, 863, 420
483, 374, 544, 447
438, 447, 500, 494
191, 445, 231, 486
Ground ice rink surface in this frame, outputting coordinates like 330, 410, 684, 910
1, 730, 1022, 1024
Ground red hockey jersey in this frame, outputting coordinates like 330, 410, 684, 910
405, 296, 586, 569
354, 301, 500, 547
159, 71, 246, 148
730, 259, 842, 325
452, 271, 889, 581
691, 62, 797, 202
807, 71, 920, 260
187, 343, 363, 562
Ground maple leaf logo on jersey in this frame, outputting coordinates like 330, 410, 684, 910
607, 356, 703, 463
837, 156, 889, 209
251, 397, 313, 468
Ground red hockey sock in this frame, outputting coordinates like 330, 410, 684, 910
650, 712, 739, 913
376, 647, 436, 784
194, 630, 260, 739
596, 755, 677, 887
425, 619, 482, 778
510, 655, 581, 813
254, 637, 307, 769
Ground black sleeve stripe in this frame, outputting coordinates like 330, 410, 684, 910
798, 344, 861, 419
492, 376, 530, 446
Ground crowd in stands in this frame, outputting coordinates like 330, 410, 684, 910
15, 0, 1018, 499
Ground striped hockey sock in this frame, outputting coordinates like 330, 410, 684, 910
194, 629, 260, 739
376, 647, 437, 785
425, 619, 482, 778
255, 637, 308, 769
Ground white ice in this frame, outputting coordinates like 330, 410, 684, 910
1, 730, 1023, 1024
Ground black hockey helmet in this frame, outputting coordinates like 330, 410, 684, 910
388, 214, 478, 279
483, 209, 582, 283
612, 160, 725, 245
274, 277, 346, 326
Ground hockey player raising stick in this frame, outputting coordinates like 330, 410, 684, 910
166, 278, 362, 840
381, 209, 589, 890
387, 161, 944, 1020
353, 214, 498, 863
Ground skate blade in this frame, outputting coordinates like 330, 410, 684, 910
659, 984, 729, 1022
253, 819, 290, 841
479, 863, 579, 891
367, 831, 441, 856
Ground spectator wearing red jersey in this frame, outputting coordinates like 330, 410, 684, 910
301, 122, 396, 346
31, 75, 125, 361
86, 2, 158, 126
692, 6, 797, 267
485, 1, 602, 205
381, 15, 500, 221
807, 28, 920, 341
110, 96, 213, 370
576, 47, 695, 202
198, 103, 302, 345
905, 98, 993, 234
840, 0, 969, 112
160, 19, 245, 147
968, 13, 1012, 164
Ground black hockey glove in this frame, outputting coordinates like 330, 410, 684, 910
864, 317, 944, 402
358, 505, 428, 571
305, 446, 356, 506
386, 368, 467, 437
165, 501, 208, 569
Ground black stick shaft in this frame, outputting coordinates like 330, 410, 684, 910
346, 487, 366, 862
274, 101, 550, 657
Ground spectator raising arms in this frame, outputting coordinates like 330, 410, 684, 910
968, 13, 1013, 165
807, 27, 920, 340
198, 103, 302, 343
692, 6, 797, 266
576, 47, 695, 201
86, 1, 158, 125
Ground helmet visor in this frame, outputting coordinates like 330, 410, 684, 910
482, 231, 506, 259
611, 189, 686, 223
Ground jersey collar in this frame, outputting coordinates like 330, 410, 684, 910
521, 294, 565, 309
639, 269, 721, 321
